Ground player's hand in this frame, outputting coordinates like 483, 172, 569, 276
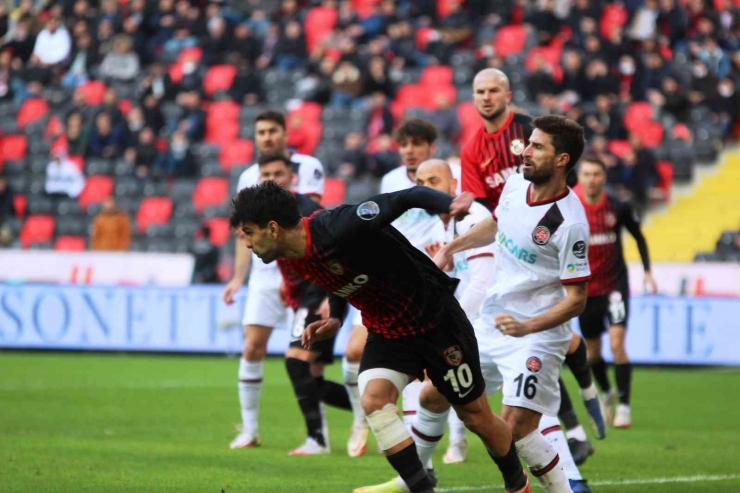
315, 297, 330, 320
278, 283, 288, 306
302, 317, 342, 350
449, 191, 474, 221
222, 279, 243, 305
433, 246, 454, 272
644, 272, 658, 294
494, 314, 532, 338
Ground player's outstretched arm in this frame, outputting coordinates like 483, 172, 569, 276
433, 216, 498, 270
621, 203, 657, 294
223, 230, 252, 304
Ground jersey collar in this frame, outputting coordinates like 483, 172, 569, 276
483, 111, 514, 139
526, 183, 570, 207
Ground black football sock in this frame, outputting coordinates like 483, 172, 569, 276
490, 441, 528, 492
316, 375, 352, 410
615, 363, 632, 405
557, 378, 580, 431
590, 357, 611, 393
565, 337, 593, 389
285, 358, 325, 446
387, 443, 435, 493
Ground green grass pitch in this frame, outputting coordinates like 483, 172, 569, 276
1, 352, 739, 493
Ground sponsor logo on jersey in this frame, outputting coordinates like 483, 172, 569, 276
326, 260, 344, 275
357, 201, 380, 220
567, 263, 575, 273
532, 226, 551, 245
479, 157, 493, 170
443, 345, 464, 367
497, 231, 537, 264
510, 139, 525, 155
605, 212, 617, 227
484, 166, 520, 189
590, 232, 617, 246
334, 274, 369, 298
567, 261, 589, 273
526, 356, 542, 373
572, 240, 587, 259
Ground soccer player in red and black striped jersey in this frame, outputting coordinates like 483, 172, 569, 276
576, 158, 657, 430
230, 182, 531, 493
461, 69, 533, 210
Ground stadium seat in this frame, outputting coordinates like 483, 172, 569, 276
436, 0, 462, 19
457, 102, 480, 146
639, 122, 664, 148
135, 197, 173, 234
54, 236, 86, 251
205, 119, 239, 145
415, 27, 434, 51
420, 66, 454, 86
218, 139, 254, 172
0, 135, 28, 165
177, 46, 203, 65
20, 215, 55, 248
168, 63, 183, 84
493, 25, 529, 57
205, 217, 231, 247
14, 194, 26, 218
192, 177, 229, 214
78, 80, 107, 106
608, 139, 631, 159
304, 7, 337, 53
322, 178, 346, 207
525, 45, 562, 73
68, 155, 85, 173
206, 101, 240, 124
624, 102, 654, 133
45, 116, 63, 140
118, 99, 132, 116
352, 0, 380, 19
17, 98, 49, 128
203, 65, 237, 97
292, 102, 322, 124
654, 161, 674, 203
78, 176, 114, 211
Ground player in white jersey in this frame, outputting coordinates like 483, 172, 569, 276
223, 110, 325, 450
432, 116, 590, 493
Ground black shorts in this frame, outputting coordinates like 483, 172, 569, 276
579, 276, 630, 339
288, 297, 336, 364
359, 297, 485, 406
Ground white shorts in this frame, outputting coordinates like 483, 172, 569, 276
475, 318, 571, 416
242, 284, 290, 328
352, 309, 363, 327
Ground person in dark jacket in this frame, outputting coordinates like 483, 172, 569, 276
191, 225, 220, 284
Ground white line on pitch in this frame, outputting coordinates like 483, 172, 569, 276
437, 474, 740, 492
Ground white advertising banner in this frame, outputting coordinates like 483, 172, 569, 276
0, 251, 195, 287
628, 262, 740, 297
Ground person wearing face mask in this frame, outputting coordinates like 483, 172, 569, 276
152, 129, 196, 177
709, 79, 740, 137
687, 60, 717, 105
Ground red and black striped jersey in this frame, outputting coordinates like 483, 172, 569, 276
283, 187, 460, 339
461, 112, 533, 211
574, 188, 651, 297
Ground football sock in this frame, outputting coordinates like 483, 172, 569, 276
386, 443, 436, 493
411, 406, 447, 472
557, 379, 580, 431
238, 358, 263, 435
342, 357, 365, 425
565, 338, 593, 389
402, 380, 423, 429
615, 363, 632, 405
285, 358, 325, 447
590, 357, 611, 393
447, 409, 467, 443
315, 375, 352, 410
489, 440, 528, 492
515, 430, 571, 493
540, 414, 582, 481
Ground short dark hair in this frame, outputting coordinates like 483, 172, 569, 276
580, 156, 606, 171
254, 109, 286, 130
258, 152, 292, 168
229, 180, 301, 230
393, 118, 438, 145
532, 115, 585, 173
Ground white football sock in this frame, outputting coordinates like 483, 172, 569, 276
580, 383, 598, 401
447, 409, 466, 443
342, 357, 365, 425
411, 406, 448, 471
238, 358, 263, 435
515, 429, 572, 493
401, 380, 423, 430
565, 425, 588, 442
540, 414, 582, 481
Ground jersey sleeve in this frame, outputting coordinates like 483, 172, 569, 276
379, 171, 394, 194
457, 204, 495, 260
555, 223, 592, 284
297, 156, 325, 197
236, 165, 258, 192
618, 200, 651, 272
460, 141, 488, 200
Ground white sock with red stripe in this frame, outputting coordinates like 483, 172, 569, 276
401, 380, 423, 429
342, 357, 365, 425
515, 429, 571, 493
447, 409, 467, 443
238, 358, 263, 435
540, 414, 582, 481
411, 406, 447, 472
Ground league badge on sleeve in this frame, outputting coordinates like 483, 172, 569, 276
572, 241, 587, 259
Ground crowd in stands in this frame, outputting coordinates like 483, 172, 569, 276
0, 0, 739, 266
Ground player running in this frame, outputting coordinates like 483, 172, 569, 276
575, 157, 657, 429
223, 110, 325, 450
230, 182, 531, 493
436, 116, 590, 493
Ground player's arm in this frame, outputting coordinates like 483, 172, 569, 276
302, 294, 348, 349
223, 230, 252, 304
433, 216, 498, 270
620, 202, 657, 294
461, 144, 489, 207
496, 282, 588, 336
458, 253, 495, 318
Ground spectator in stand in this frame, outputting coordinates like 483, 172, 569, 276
331, 60, 363, 108
140, 62, 175, 103
88, 112, 125, 159
430, 92, 460, 143
709, 78, 740, 138
588, 135, 623, 191
18, 55, 51, 102
559, 50, 588, 103
63, 90, 97, 124
648, 76, 690, 121
229, 55, 263, 106
65, 112, 89, 156
190, 225, 221, 284
387, 20, 426, 67
202, 16, 230, 66
62, 31, 97, 88
32, 17, 72, 67
687, 59, 717, 105
227, 23, 262, 65
98, 88, 124, 127
527, 0, 562, 45
99, 34, 140, 83
365, 91, 394, 141
175, 91, 205, 141
621, 136, 659, 213
122, 14, 148, 63
273, 20, 306, 71
295, 56, 334, 104
127, 127, 159, 181
0, 4, 7, 40
584, 94, 627, 141
582, 59, 619, 100
0, 50, 13, 102
163, 25, 198, 58
0, 224, 19, 249
526, 54, 559, 100
0, 175, 15, 226
362, 56, 395, 99
657, 0, 689, 48
369, 133, 400, 177
142, 94, 166, 134
3, 18, 36, 65
45, 150, 86, 199
123, 106, 146, 148
91, 197, 131, 251
153, 129, 196, 177
174, 55, 204, 96
337, 131, 371, 180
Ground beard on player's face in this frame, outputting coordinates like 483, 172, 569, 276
522, 158, 555, 184
478, 103, 506, 122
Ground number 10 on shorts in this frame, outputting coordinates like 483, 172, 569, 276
444, 363, 474, 397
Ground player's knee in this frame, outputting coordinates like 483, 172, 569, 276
365, 403, 410, 452
418, 385, 450, 414
244, 344, 267, 361
360, 391, 393, 415
344, 345, 363, 363
503, 410, 538, 441
611, 345, 628, 363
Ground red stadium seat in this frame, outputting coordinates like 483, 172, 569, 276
415, 27, 434, 51
177, 47, 203, 65
653, 161, 674, 203
352, 0, 380, 18
304, 6, 337, 53
437, 0, 463, 19
205, 119, 239, 145
420, 66, 453, 86
525, 45, 562, 72
168, 63, 183, 84
205, 217, 231, 247
17, 98, 49, 128
218, 139, 255, 172
78, 176, 114, 211
203, 65, 237, 97
68, 155, 85, 173
292, 102, 322, 124
322, 178, 346, 207
607, 140, 631, 159
599, 2, 628, 39
623, 102, 654, 133
672, 123, 692, 141
639, 122, 664, 148
135, 197, 173, 234
456, 102, 480, 146
20, 215, 55, 248
118, 99, 132, 116
494, 25, 529, 57
192, 178, 229, 214
54, 236, 86, 251
0, 135, 28, 165
206, 101, 240, 124
45, 116, 64, 140
78, 80, 107, 106
14, 194, 26, 218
